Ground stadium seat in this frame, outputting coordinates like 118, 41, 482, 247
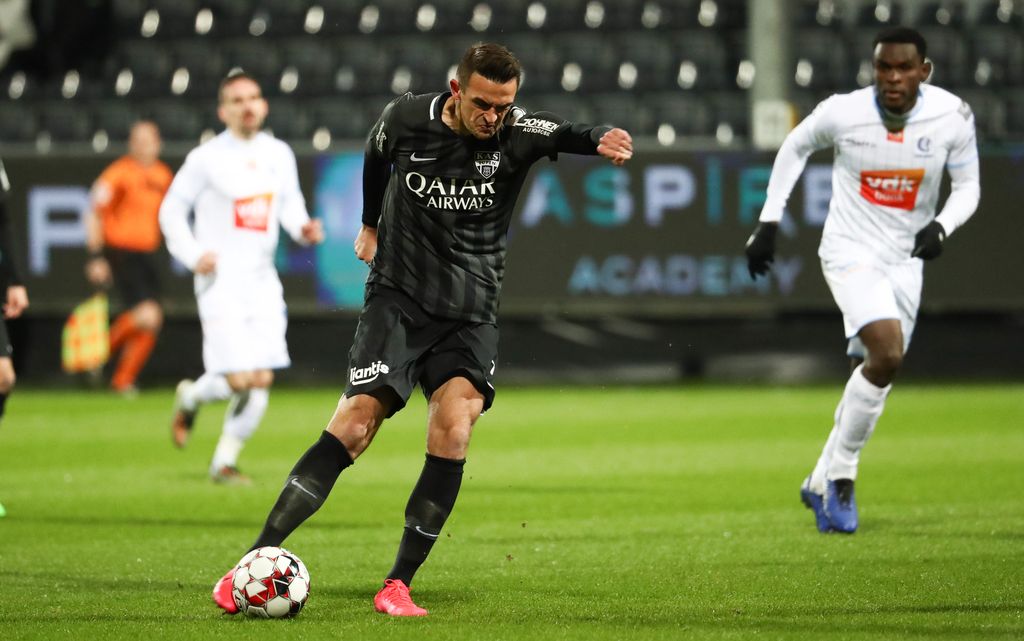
794, 0, 844, 29
110, 39, 173, 98
334, 38, 396, 95
257, 0, 313, 36
264, 98, 314, 142
916, 1, 967, 27
650, 92, 714, 137
422, 0, 477, 34
1003, 89, 1024, 137
853, 0, 904, 26
310, 97, 374, 140
967, 27, 1024, 87
204, 0, 254, 37
635, 0, 701, 29
318, 0, 368, 35
674, 30, 731, 90
167, 39, 228, 98
112, 0, 148, 38
589, 93, 652, 134
392, 36, 453, 92
516, 92, 595, 126
916, 27, 970, 88
147, 102, 212, 142
792, 28, 852, 91
555, 32, 620, 93
486, 0, 531, 33
221, 38, 283, 93
502, 34, 561, 94
90, 99, 144, 142
277, 39, 337, 96
39, 101, 94, 142
149, 0, 202, 39
617, 31, 675, 91
525, 0, 588, 32
599, 0, 645, 31
709, 91, 749, 139
702, 0, 747, 29
956, 89, 1007, 141
974, 0, 1023, 27
0, 100, 39, 143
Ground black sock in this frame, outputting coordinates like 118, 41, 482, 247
251, 431, 353, 550
0, 393, 7, 420
386, 453, 465, 586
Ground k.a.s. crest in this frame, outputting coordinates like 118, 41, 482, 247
474, 151, 500, 178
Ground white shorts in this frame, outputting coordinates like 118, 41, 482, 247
195, 270, 290, 374
821, 253, 922, 359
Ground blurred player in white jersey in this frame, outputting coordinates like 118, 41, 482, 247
159, 70, 324, 483
744, 27, 980, 533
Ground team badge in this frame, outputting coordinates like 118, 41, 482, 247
474, 151, 500, 178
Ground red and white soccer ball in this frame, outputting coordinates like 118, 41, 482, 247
231, 546, 310, 618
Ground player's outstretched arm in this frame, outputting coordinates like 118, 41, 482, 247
597, 128, 633, 166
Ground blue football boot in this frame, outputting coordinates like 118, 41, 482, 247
800, 476, 832, 533
824, 479, 858, 533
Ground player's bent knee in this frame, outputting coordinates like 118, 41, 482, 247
0, 368, 15, 393
329, 394, 387, 457
870, 348, 903, 375
133, 301, 163, 331
226, 372, 255, 391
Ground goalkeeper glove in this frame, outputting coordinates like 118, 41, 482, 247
745, 222, 778, 280
912, 220, 946, 260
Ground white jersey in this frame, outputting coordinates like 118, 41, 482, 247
159, 130, 312, 278
760, 85, 980, 264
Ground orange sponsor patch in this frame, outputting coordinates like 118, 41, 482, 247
234, 193, 273, 231
859, 169, 925, 211
886, 130, 904, 143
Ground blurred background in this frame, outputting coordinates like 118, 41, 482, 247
0, 0, 1022, 387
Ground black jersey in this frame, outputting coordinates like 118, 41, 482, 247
362, 91, 609, 323
0, 158, 22, 287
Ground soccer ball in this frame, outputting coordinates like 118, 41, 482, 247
231, 546, 310, 618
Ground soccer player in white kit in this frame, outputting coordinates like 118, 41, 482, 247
159, 71, 324, 483
744, 28, 980, 533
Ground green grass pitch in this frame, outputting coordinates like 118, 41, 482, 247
0, 384, 1021, 640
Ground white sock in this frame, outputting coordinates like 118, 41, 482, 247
808, 396, 848, 493
185, 372, 232, 410
826, 364, 891, 481
210, 433, 245, 475
210, 388, 269, 473
809, 426, 840, 494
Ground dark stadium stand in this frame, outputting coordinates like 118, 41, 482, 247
2, 0, 1023, 150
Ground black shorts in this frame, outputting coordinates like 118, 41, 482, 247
105, 248, 161, 308
0, 318, 10, 358
344, 284, 498, 417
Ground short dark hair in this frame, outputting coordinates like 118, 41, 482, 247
873, 26, 927, 60
456, 43, 522, 88
218, 68, 260, 103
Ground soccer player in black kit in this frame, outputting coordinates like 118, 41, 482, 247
213, 43, 633, 616
0, 157, 30, 518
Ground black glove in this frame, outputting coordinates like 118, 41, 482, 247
912, 220, 946, 260
745, 222, 778, 279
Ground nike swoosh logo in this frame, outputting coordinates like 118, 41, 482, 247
289, 477, 318, 499
410, 153, 437, 162
413, 525, 439, 539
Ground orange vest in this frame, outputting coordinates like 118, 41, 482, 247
94, 156, 173, 252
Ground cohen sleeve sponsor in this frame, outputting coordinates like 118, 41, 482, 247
234, 193, 273, 231
513, 117, 559, 136
859, 169, 925, 211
